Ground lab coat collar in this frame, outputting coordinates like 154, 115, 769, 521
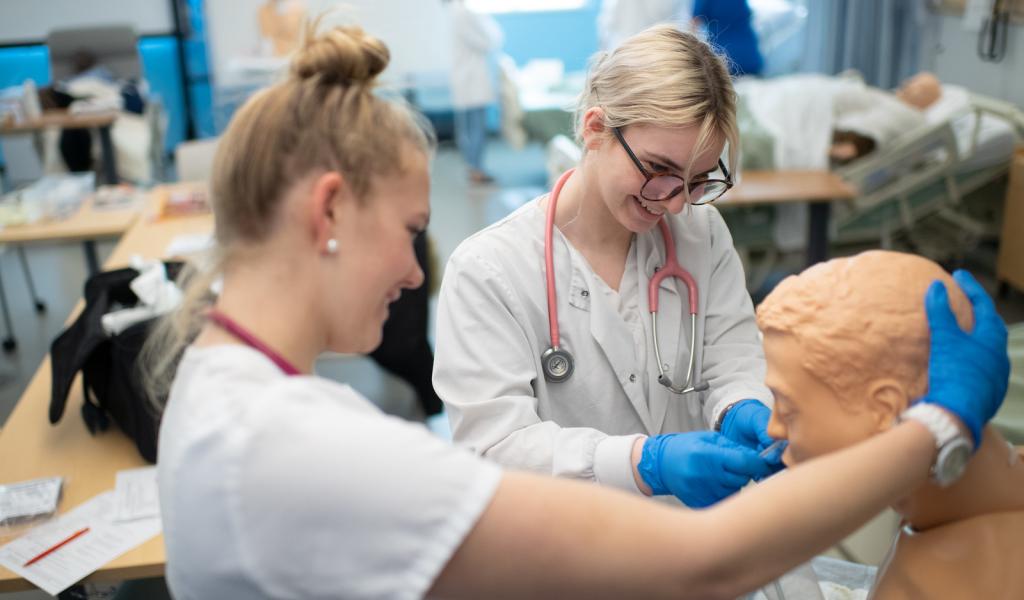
582, 243, 659, 433
552, 231, 650, 431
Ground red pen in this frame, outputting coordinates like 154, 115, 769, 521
23, 527, 90, 567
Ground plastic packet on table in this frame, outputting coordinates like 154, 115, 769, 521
93, 184, 143, 211
0, 477, 63, 530
19, 173, 95, 220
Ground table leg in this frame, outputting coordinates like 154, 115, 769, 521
83, 240, 100, 275
97, 125, 118, 184
806, 200, 832, 266
0, 269, 16, 351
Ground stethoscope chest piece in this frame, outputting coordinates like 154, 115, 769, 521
541, 346, 574, 382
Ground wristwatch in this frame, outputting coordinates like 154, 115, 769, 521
899, 403, 973, 487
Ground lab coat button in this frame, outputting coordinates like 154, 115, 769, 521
628, 373, 637, 383
580, 289, 589, 297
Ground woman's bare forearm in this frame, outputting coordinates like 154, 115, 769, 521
431, 421, 935, 599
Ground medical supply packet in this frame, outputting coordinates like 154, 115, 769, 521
0, 477, 63, 527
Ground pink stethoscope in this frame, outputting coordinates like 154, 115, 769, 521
542, 169, 708, 394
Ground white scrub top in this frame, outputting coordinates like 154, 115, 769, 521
158, 345, 501, 600
434, 197, 771, 494
449, 3, 503, 109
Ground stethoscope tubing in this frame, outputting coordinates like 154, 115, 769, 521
543, 169, 703, 392
544, 169, 572, 351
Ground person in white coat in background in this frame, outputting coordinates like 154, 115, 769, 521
434, 25, 783, 509
446, 0, 503, 184
598, 0, 691, 50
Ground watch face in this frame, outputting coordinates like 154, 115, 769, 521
936, 440, 972, 486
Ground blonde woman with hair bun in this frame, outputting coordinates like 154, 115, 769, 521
152, 19, 1009, 600
435, 24, 775, 510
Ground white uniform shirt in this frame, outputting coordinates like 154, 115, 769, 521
434, 198, 771, 494
158, 345, 501, 600
449, 3, 503, 109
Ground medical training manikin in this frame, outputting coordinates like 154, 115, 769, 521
756, 250, 1024, 599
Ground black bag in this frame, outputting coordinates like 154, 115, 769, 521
49, 262, 184, 463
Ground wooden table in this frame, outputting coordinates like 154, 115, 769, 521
0, 196, 142, 274
0, 111, 119, 185
719, 170, 858, 266
0, 190, 213, 593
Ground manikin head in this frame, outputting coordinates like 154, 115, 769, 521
757, 251, 973, 466
896, 72, 941, 110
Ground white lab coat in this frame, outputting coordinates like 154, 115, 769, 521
449, 3, 504, 109
434, 197, 771, 495
598, 0, 692, 50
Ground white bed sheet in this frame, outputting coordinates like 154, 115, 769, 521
924, 84, 1017, 172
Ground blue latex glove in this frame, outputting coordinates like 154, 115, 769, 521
720, 399, 786, 473
638, 431, 775, 508
922, 270, 1010, 447
720, 399, 775, 451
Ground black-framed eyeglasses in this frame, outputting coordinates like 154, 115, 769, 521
612, 127, 732, 205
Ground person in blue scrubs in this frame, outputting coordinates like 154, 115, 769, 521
693, 0, 764, 77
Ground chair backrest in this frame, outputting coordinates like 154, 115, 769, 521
47, 25, 141, 82
174, 138, 221, 182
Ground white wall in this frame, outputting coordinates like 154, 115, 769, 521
0, 0, 173, 43
205, 0, 453, 88
920, 12, 1024, 108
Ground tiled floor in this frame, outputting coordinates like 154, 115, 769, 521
1, 138, 1023, 597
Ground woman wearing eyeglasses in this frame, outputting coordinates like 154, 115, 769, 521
434, 25, 778, 509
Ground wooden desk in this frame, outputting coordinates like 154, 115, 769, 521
0, 197, 142, 274
719, 170, 858, 266
0, 191, 213, 593
0, 110, 119, 184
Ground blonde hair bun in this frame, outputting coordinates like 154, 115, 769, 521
292, 23, 390, 85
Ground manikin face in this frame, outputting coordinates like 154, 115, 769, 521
329, 148, 430, 354
763, 332, 884, 466
896, 72, 941, 110
585, 120, 726, 234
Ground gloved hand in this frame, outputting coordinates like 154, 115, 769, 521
720, 399, 787, 473
638, 431, 775, 508
719, 399, 775, 451
922, 270, 1010, 447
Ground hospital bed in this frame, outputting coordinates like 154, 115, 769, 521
831, 89, 1024, 254
719, 84, 1024, 283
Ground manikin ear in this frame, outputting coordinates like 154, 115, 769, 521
864, 379, 911, 433
307, 171, 353, 254
580, 107, 609, 152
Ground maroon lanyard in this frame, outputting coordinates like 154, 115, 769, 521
205, 308, 301, 376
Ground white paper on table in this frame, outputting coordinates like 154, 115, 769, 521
0, 492, 161, 596
113, 467, 160, 522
